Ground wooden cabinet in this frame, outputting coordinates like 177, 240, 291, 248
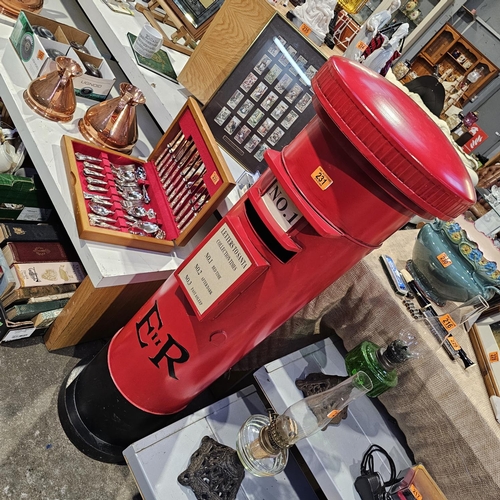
402, 24, 498, 109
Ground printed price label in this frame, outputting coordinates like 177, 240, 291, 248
439, 314, 458, 332
210, 171, 220, 185
327, 409, 340, 419
300, 23, 312, 37
409, 484, 423, 500
447, 335, 461, 351
490, 351, 500, 363
356, 40, 368, 51
437, 252, 452, 267
311, 166, 333, 190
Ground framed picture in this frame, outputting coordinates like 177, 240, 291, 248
169, 0, 225, 38
203, 14, 327, 174
470, 321, 500, 398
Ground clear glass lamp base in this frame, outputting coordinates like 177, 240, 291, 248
236, 414, 288, 477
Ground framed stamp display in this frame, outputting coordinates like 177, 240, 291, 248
203, 14, 327, 174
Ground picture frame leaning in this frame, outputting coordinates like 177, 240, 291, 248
203, 14, 327, 174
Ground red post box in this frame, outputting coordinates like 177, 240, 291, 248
59, 57, 475, 463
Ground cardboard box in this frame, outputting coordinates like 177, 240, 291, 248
0, 174, 53, 221
9, 11, 115, 101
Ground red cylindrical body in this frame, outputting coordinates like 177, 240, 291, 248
106, 58, 475, 415
60, 58, 475, 462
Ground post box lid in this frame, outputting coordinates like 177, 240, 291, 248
312, 57, 475, 220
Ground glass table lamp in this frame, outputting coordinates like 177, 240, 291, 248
236, 371, 372, 477
345, 331, 419, 397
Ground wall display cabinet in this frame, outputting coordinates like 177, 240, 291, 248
366, 0, 454, 51
401, 23, 499, 109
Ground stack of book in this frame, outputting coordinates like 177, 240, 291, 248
0, 222, 85, 341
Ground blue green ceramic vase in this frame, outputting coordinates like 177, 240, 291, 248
409, 220, 500, 305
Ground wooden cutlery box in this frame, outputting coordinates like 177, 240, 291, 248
62, 98, 235, 252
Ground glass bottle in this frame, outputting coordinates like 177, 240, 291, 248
236, 371, 372, 477
344, 339, 414, 397
467, 66, 484, 84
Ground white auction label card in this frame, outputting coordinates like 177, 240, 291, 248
2, 328, 36, 342
261, 180, 303, 232
178, 223, 252, 315
18, 207, 52, 221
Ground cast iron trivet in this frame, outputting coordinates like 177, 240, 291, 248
295, 372, 349, 427
178, 435, 245, 500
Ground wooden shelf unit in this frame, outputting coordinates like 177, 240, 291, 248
402, 24, 498, 108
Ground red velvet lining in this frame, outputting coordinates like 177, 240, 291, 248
178, 109, 221, 197
72, 142, 179, 240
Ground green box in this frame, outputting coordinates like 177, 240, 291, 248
0, 174, 52, 221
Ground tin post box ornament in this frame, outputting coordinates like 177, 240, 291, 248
58, 56, 476, 463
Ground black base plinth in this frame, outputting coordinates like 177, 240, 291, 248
58, 342, 181, 464
58, 359, 126, 464
58, 342, 217, 464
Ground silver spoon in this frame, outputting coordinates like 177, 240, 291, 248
122, 205, 145, 217
89, 202, 114, 216
123, 214, 139, 223
121, 189, 143, 202
89, 219, 121, 231
82, 161, 104, 171
128, 228, 147, 236
111, 163, 136, 172
84, 168, 105, 178
76, 153, 102, 163
85, 176, 107, 186
88, 213, 117, 224
121, 199, 144, 209
116, 179, 140, 189
83, 192, 112, 206
112, 168, 136, 182
87, 185, 108, 193
126, 220, 160, 234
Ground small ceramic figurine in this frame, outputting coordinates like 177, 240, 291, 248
294, 0, 338, 39
361, 23, 409, 74
402, 0, 418, 15
343, 0, 401, 62
407, 8, 420, 21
